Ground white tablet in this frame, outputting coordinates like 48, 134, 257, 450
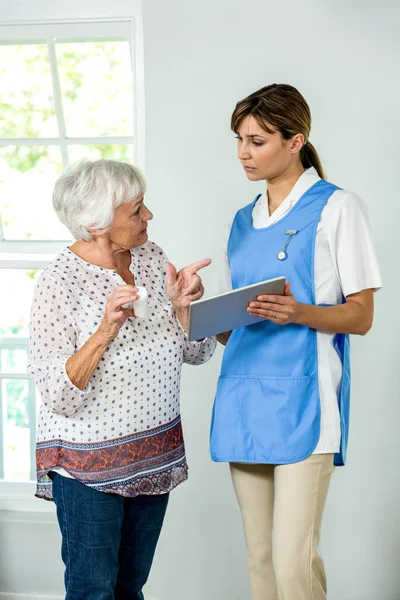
188, 276, 286, 341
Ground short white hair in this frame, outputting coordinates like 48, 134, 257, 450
53, 159, 147, 241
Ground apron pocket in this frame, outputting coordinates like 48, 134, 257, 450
211, 375, 320, 463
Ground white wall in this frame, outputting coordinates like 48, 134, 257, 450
1, 1, 399, 599
140, 2, 400, 599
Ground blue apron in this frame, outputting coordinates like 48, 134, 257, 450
210, 180, 350, 467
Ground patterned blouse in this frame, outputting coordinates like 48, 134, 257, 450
28, 242, 216, 500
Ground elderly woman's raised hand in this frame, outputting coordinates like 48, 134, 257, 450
165, 258, 211, 332
166, 259, 211, 310
97, 285, 139, 343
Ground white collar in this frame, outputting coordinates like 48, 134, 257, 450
282, 167, 321, 205
256, 167, 321, 225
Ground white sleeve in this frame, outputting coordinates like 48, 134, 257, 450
27, 272, 91, 416
208, 221, 233, 297
323, 191, 383, 297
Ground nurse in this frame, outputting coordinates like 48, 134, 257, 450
211, 83, 382, 600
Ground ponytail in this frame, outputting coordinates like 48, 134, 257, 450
300, 142, 325, 180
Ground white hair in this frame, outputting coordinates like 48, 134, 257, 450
53, 159, 147, 241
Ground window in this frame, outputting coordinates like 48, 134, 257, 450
0, 18, 144, 500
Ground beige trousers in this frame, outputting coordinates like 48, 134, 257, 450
230, 453, 335, 600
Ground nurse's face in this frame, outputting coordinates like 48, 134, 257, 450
236, 115, 299, 181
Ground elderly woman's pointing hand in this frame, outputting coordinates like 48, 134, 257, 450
166, 258, 211, 330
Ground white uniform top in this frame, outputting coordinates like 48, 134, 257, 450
219, 167, 382, 453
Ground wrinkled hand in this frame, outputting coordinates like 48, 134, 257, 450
97, 285, 139, 342
166, 258, 211, 310
247, 282, 301, 325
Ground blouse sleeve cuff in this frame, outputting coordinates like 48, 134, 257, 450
61, 356, 92, 397
175, 314, 214, 344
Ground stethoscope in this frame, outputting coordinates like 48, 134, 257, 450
277, 230, 298, 261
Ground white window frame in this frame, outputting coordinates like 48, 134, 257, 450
0, 14, 145, 512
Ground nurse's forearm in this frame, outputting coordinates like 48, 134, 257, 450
295, 296, 373, 335
216, 331, 232, 345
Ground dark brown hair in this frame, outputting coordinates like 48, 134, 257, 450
231, 83, 325, 180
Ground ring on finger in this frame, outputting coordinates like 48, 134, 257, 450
272, 311, 276, 318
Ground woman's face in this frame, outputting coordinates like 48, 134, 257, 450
236, 115, 299, 181
106, 193, 153, 249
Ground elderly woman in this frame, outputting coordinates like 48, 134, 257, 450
28, 159, 216, 600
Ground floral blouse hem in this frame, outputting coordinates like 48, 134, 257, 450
35, 461, 188, 501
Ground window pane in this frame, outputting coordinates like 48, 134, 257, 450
0, 146, 70, 240
56, 41, 133, 137
0, 44, 58, 138
68, 144, 133, 164
0, 270, 41, 338
2, 378, 33, 481
0, 349, 28, 374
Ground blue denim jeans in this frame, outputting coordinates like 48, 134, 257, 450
50, 472, 169, 600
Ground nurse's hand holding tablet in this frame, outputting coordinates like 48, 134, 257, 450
247, 281, 299, 324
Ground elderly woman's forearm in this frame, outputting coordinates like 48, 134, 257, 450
66, 331, 110, 390
173, 304, 189, 332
